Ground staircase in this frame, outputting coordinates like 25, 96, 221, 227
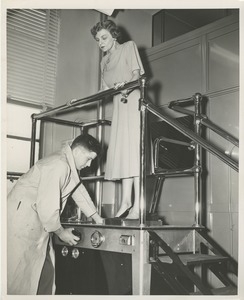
148, 228, 237, 295
145, 93, 239, 295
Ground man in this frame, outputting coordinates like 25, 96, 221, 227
7, 133, 103, 295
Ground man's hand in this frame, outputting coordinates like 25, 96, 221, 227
54, 226, 80, 246
91, 212, 104, 224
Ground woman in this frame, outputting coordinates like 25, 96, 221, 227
91, 20, 145, 219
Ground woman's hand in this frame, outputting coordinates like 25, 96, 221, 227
113, 81, 127, 90
113, 70, 140, 90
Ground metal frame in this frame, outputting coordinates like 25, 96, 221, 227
29, 79, 144, 222
27, 78, 239, 295
28, 78, 239, 228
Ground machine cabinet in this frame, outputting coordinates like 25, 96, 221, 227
54, 246, 108, 295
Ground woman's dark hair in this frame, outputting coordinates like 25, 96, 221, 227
71, 134, 102, 156
91, 20, 121, 42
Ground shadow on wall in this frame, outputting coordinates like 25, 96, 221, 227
137, 46, 164, 107
117, 25, 132, 44
117, 24, 160, 104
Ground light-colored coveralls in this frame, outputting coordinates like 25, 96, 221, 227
7, 144, 97, 294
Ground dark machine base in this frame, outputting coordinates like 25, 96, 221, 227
54, 246, 132, 295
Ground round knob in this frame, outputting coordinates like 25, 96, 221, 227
90, 230, 105, 248
72, 229, 81, 241
61, 246, 68, 257
72, 248, 80, 259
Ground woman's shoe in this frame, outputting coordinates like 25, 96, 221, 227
126, 210, 139, 219
116, 206, 133, 218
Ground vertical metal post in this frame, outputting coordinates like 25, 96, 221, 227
95, 100, 103, 215
139, 77, 147, 226
30, 114, 37, 167
193, 93, 202, 226
149, 176, 165, 214
95, 12, 105, 214
80, 126, 85, 134
38, 120, 44, 160
138, 78, 151, 295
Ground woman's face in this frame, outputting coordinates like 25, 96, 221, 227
95, 29, 115, 53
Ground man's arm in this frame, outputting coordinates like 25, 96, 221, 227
36, 161, 68, 232
90, 211, 104, 224
72, 183, 103, 224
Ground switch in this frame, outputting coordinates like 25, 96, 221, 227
119, 235, 133, 245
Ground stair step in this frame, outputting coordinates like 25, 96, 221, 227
159, 253, 228, 265
192, 285, 237, 295
212, 286, 237, 295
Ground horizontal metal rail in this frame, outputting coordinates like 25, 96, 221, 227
39, 117, 111, 128
169, 105, 195, 116
7, 134, 40, 142
155, 137, 194, 148
168, 96, 239, 147
168, 96, 194, 108
145, 102, 239, 172
7, 171, 24, 181
169, 107, 239, 147
32, 79, 141, 120
154, 167, 197, 177
201, 117, 239, 147
7, 171, 105, 182
81, 175, 105, 181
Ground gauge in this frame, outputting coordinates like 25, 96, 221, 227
90, 230, 105, 248
72, 248, 80, 259
61, 246, 68, 257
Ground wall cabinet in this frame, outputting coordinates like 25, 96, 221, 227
144, 14, 239, 266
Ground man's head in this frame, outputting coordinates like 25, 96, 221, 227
71, 134, 101, 171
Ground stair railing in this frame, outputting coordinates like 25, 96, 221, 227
140, 90, 239, 227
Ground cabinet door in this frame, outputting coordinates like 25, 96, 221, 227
54, 246, 108, 295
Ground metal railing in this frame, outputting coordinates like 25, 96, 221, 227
27, 78, 239, 227
29, 78, 143, 217
144, 92, 239, 226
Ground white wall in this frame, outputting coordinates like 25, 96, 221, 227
111, 9, 152, 49
43, 9, 153, 153
145, 14, 239, 269
43, 9, 101, 154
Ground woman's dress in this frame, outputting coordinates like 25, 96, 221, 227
101, 41, 144, 180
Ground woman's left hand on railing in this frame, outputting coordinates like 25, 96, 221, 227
113, 81, 127, 90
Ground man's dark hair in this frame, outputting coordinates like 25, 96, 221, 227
71, 134, 101, 155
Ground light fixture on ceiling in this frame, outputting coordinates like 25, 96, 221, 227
95, 9, 114, 16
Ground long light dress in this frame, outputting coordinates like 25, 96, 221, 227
101, 41, 145, 180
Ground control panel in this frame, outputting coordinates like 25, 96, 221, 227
54, 225, 140, 255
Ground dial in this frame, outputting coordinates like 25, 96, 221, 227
72, 248, 80, 259
61, 246, 68, 257
90, 230, 105, 248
